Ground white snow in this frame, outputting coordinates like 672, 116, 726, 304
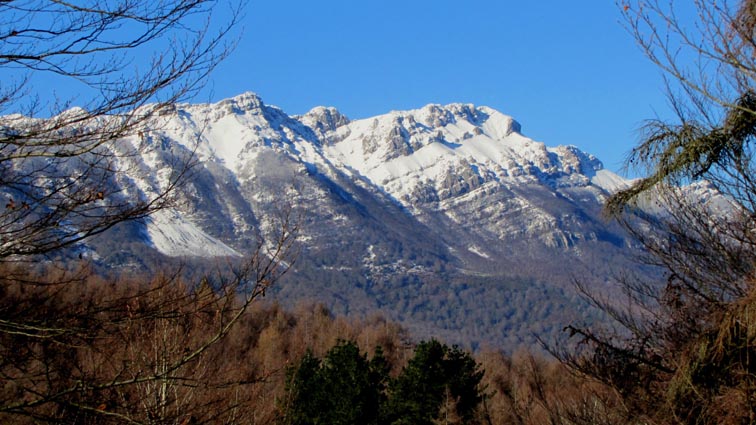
146, 209, 241, 258
203, 114, 251, 169
468, 245, 490, 259
591, 169, 632, 193
117, 94, 634, 259
322, 103, 570, 204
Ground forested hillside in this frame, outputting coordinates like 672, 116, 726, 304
0, 264, 620, 424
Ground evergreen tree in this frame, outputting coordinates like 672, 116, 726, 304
282, 350, 324, 425
281, 340, 388, 425
387, 340, 485, 425
282, 339, 484, 424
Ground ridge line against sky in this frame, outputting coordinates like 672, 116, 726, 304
14, 1, 687, 175
199, 1, 685, 175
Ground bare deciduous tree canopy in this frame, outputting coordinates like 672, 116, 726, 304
557, 2, 756, 423
0, 2, 309, 423
0, 0, 244, 260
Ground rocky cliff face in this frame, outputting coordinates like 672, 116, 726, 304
105, 92, 629, 261
46, 92, 642, 349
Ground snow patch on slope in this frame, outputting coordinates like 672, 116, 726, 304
468, 245, 490, 259
322, 102, 607, 206
146, 209, 241, 258
591, 169, 631, 193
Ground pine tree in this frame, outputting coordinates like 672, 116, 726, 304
281, 340, 388, 425
387, 340, 485, 425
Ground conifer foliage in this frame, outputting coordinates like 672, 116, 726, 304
281, 341, 388, 425
281, 339, 487, 425
387, 340, 485, 425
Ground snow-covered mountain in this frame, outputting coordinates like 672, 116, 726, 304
72, 93, 645, 348
123, 93, 629, 257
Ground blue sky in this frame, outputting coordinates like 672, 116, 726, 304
201, 1, 678, 175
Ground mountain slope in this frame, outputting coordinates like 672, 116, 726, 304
63, 93, 641, 349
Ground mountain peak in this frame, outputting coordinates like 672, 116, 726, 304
147, 93, 619, 202
216, 91, 266, 114
299, 106, 350, 141
381, 103, 523, 139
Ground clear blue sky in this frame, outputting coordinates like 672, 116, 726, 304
200, 1, 678, 175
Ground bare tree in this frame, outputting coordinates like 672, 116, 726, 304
0, 2, 314, 423
612, 0, 756, 209
0, 214, 298, 424
0, 0, 244, 260
554, 1, 756, 423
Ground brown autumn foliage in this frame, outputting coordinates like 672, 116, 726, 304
0, 209, 298, 424
0, 258, 629, 425
554, 2, 756, 423
0, 261, 273, 423
478, 349, 625, 425
0, 255, 632, 424
0, 260, 411, 424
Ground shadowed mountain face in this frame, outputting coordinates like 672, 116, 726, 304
63, 92, 643, 350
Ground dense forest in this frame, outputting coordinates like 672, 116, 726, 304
0, 264, 622, 424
